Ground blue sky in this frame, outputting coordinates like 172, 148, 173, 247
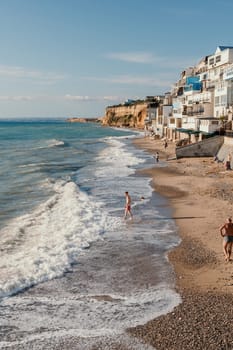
0, 0, 233, 118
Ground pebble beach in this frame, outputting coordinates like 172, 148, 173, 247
127, 137, 233, 350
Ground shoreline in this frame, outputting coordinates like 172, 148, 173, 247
128, 136, 233, 349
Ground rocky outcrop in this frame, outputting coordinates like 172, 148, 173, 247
102, 102, 148, 129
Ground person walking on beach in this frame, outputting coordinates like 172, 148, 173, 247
225, 153, 231, 170
124, 191, 133, 219
220, 217, 233, 261
164, 140, 168, 149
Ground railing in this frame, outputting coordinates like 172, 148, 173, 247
182, 111, 204, 116
225, 130, 233, 138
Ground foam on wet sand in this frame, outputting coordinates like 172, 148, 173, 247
128, 137, 233, 349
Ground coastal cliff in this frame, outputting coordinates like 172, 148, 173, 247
102, 102, 148, 129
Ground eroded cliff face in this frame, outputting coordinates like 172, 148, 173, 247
102, 103, 147, 129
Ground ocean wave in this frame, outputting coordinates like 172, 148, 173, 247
17, 163, 83, 176
18, 162, 51, 168
0, 181, 122, 299
95, 137, 145, 178
47, 139, 66, 148
30, 139, 67, 150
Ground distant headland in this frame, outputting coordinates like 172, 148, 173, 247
66, 117, 102, 123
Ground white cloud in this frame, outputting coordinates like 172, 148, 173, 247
65, 95, 92, 101
83, 75, 173, 87
0, 95, 124, 103
106, 52, 156, 64
0, 95, 33, 101
65, 94, 123, 102
0, 65, 66, 83
106, 51, 198, 71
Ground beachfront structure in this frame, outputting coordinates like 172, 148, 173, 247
150, 93, 174, 137
207, 46, 233, 122
164, 64, 215, 141
145, 96, 162, 124
152, 104, 173, 138
153, 46, 233, 142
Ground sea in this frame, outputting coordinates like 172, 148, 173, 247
0, 119, 181, 350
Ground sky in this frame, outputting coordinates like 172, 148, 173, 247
0, 0, 233, 119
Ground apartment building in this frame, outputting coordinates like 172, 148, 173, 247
208, 46, 233, 121
152, 46, 233, 142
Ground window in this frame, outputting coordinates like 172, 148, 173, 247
216, 55, 221, 63
220, 95, 227, 105
209, 58, 214, 65
158, 116, 163, 124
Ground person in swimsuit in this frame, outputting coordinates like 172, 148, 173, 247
220, 217, 233, 261
154, 151, 159, 163
124, 191, 133, 219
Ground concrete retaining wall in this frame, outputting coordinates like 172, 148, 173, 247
176, 136, 224, 159
216, 137, 233, 168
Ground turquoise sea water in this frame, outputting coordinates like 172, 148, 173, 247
0, 119, 135, 227
0, 119, 181, 349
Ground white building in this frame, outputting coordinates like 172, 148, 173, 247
149, 47, 233, 142
171, 48, 233, 140
207, 46, 233, 118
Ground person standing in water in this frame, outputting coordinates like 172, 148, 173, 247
124, 191, 133, 219
155, 151, 159, 163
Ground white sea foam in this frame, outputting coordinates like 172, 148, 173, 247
95, 137, 145, 178
46, 138, 65, 147
0, 181, 121, 298
18, 162, 51, 168
29, 138, 65, 150
0, 334, 156, 350
91, 137, 153, 212
1, 284, 181, 339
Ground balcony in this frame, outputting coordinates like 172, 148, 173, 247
192, 92, 211, 104
182, 110, 204, 116
206, 81, 216, 89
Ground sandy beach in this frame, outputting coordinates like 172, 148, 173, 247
127, 137, 233, 350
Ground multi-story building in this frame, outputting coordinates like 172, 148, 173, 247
208, 46, 233, 120
164, 47, 233, 142
151, 93, 173, 138
223, 63, 233, 126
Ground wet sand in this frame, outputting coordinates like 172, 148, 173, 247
127, 137, 233, 349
